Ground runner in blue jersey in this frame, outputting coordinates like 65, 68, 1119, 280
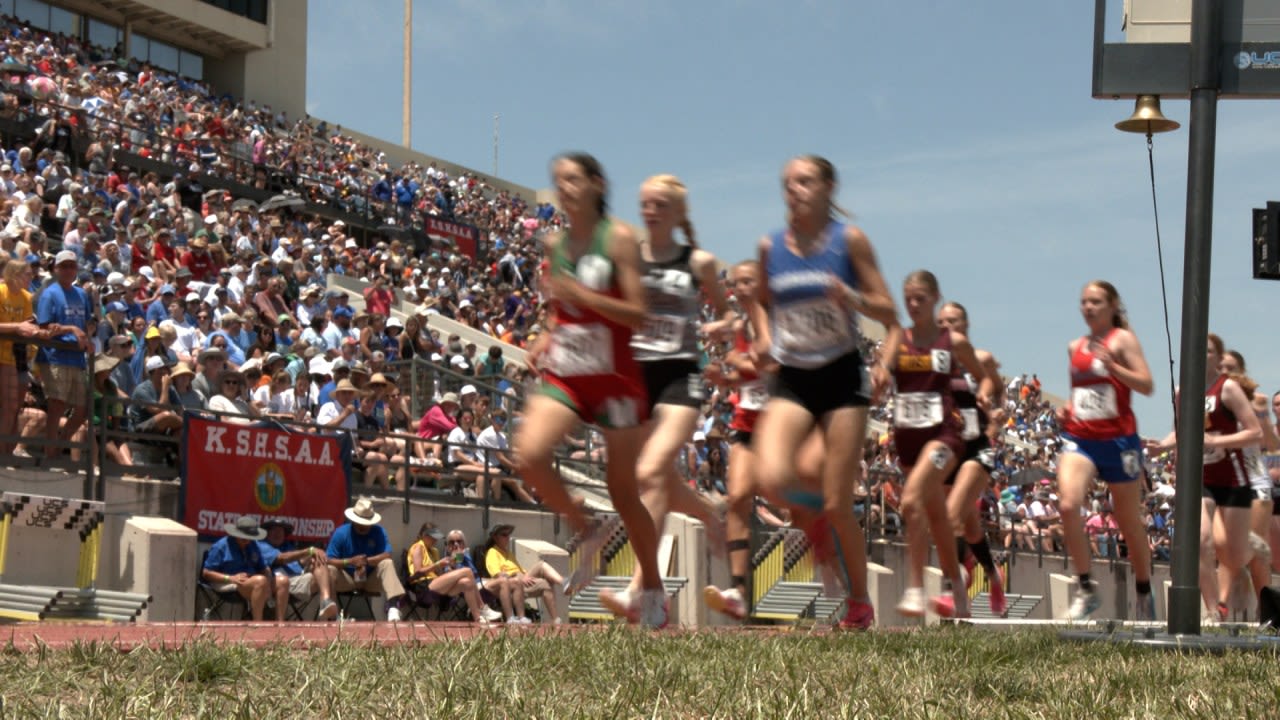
745, 155, 898, 630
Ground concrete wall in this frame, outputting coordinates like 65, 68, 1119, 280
204, 0, 308, 120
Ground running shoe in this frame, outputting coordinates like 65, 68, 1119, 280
1066, 581, 1101, 622
317, 599, 338, 621
930, 592, 970, 619
838, 598, 875, 630
703, 585, 747, 621
599, 588, 636, 622
563, 520, 615, 598
638, 589, 669, 629
1135, 592, 1155, 622
481, 606, 504, 622
988, 568, 1008, 618
897, 587, 927, 617
386, 606, 403, 622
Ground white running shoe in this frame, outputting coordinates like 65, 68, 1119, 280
1066, 581, 1101, 622
638, 590, 669, 629
481, 606, 503, 622
599, 588, 636, 621
703, 585, 747, 621
386, 606, 403, 622
897, 587, 927, 617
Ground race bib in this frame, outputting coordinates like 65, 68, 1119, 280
895, 392, 943, 429
632, 313, 686, 353
960, 408, 981, 441
739, 380, 768, 411
1071, 385, 1118, 421
774, 299, 852, 353
548, 324, 613, 377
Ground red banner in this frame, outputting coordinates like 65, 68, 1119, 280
179, 414, 353, 543
424, 216, 483, 259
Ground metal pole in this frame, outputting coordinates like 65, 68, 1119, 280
1168, 0, 1221, 637
402, 0, 412, 149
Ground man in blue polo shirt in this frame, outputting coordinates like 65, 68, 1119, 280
325, 497, 406, 621
201, 516, 277, 621
35, 250, 90, 459
260, 519, 339, 621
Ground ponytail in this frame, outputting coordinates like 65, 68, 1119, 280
680, 218, 698, 249
643, 174, 696, 248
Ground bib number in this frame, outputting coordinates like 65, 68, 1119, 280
633, 314, 686, 353
895, 392, 943, 429
775, 300, 852, 352
739, 380, 768, 411
548, 324, 613, 377
1071, 385, 1118, 421
960, 408, 981, 441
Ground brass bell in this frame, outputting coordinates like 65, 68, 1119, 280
1115, 95, 1180, 134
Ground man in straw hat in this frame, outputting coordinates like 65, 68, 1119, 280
261, 519, 339, 621
324, 497, 407, 621
201, 515, 278, 621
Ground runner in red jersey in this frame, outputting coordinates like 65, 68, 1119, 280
702, 260, 768, 619
1149, 333, 1261, 621
512, 153, 665, 628
882, 270, 992, 619
1057, 281, 1155, 621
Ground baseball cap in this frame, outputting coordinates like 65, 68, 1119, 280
160, 284, 176, 295
144, 356, 166, 372
693, 431, 707, 442
185, 292, 201, 303
53, 250, 77, 266
105, 301, 127, 314
333, 306, 354, 319
144, 326, 161, 340
204, 214, 218, 224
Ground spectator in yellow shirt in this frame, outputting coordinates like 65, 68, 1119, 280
483, 523, 563, 624
1, 259, 40, 454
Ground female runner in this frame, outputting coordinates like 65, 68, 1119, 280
513, 152, 667, 628
1150, 335, 1262, 620
702, 260, 767, 620
746, 155, 898, 630
1058, 281, 1155, 621
1219, 349, 1279, 602
883, 271, 992, 618
596, 174, 732, 620
937, 300, 1007, 616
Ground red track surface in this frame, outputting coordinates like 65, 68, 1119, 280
0, 621, 606, 651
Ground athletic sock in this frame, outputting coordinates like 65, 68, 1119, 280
967, 538, 997, 575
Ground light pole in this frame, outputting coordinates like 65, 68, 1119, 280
403, 0, 412, 149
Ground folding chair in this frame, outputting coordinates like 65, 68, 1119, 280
196, 550, 249, 621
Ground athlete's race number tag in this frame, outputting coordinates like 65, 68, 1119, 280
633, 314, 686, 353
895, 392, 943, 429
739, 380, 768, 411
774, 300, 851, 352
960, 408, 981, 441
1204, 432, 1225, 464
1071, 385, 1118, 421
548, 324, 613, 377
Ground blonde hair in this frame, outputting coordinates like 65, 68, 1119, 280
3, 259, 26, 286
642, 174, 697, 248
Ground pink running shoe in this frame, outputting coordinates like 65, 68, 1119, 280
988, 568, 1008, 617
838, 598, 875, 630
929, 593, 970, 619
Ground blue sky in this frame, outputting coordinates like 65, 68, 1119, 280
306, 1, 1280, 435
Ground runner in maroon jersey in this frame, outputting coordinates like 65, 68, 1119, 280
1149, 333, 1261, 621
882, 270, 993, 619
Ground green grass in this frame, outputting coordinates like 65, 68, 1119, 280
1, 627, 1279, 719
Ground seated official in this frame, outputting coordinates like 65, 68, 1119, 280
325, 497, 407, 621
201, 516, 278, 621
260, 519, 339, 621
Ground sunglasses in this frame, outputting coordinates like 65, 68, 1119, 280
223, 380, 242, 387
446, 539, 464, 546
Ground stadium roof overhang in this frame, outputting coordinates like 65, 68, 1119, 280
52, 0, 268, 59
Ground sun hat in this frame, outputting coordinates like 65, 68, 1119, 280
224, 515, 267, 540
344, 497, 381, 526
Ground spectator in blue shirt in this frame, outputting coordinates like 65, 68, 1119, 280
325, 497, 407, 621
35, 250, 90, 459
201, 516, 277, 621
145, 284, 175, 326
259, 520, 339, 621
